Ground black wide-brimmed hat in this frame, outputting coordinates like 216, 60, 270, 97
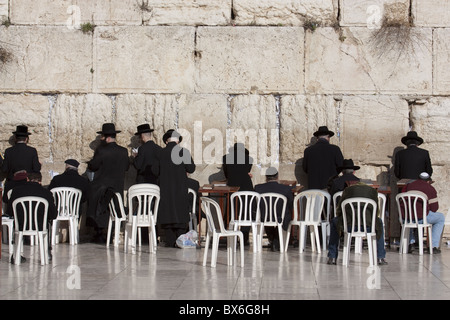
163, 129, 182, 144
401, 131, 423, 145
13, 125, 31, 136
313, 126, 334, 137
337, 159, 360, 172
65, 159, 80, 168
97, 123, 121, 135
135, 123, 154, 135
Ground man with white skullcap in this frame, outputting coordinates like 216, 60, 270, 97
401, 172, 445, 253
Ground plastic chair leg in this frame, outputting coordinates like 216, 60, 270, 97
202, 233, 211, 266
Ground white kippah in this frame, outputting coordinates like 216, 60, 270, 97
419, 172, 430, 180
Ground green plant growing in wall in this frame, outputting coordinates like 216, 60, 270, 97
304, 19, 320, 33
2, 18, 11, 27
137, 0, 152, 12
80, 22, 95, 34
0, 46, 13, 71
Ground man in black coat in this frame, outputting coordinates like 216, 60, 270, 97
7, 172, 58, 263
254, 167, 293, 251
48, 159, 90, 203
2, 125, 41, 182
328, 159, 361, 197
302, 126, 344, 190
394, 131, 432, 180
152, 129, 195, 247
132, 124, 162, 184
222, 143, 254, 192
86, 123, 130, 241
2, 170, 28, 209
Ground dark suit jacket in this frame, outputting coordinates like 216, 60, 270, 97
7, 181, 57, 231
48, 169, 90, 203
254, 181, 293, 230
222, 148, 253, 191
302, 138, 344, 190
133, 140, 162, 184
2, 143, 41, 181
394, 145, 433, 179
328, 173, 360, 196
87, 142, 129, 227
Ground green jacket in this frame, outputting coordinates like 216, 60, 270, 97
336, 183, 383, 239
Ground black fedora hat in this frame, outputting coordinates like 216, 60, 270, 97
97, 123, 121, 135
313, 125, 334, 137
401, 131, 423, 145
163, 129, 182, 144
337, 159, 360, 172
135, 124, 154, 135
13, 125, 31, 136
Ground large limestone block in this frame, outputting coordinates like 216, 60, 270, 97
413, 0, 450, 27
142, 0, 231, 26
50, 94, 113, 165
0, 26, 92, 92
0, 94, 51, 161
114, 93, 179, 148
305, 27, 432, 94
410, 97, 450, 165
93, 26, 195, 94
10, 0, 142, 26
228, 95, 279, 167
178, 94, 228, 165
0, 0, 8, 22
433, 28, 450, 95
279, 95, 339, 164
233, 0, 338, 26
340, 0, 409, 27
195, 27, 304, 94
340, 95, 409, 164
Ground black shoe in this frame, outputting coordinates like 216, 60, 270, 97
377, 258, 388, 265
432, 247, 441, 254
10, 255, 26, 264
327, 258, 337, 265
271, 239, 280, 252
408, 243, 415, 253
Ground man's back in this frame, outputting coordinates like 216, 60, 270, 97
303, 139, 344, 189
254, 181, 293, 228
394, 146, 432, 179
2, 143, 41, 181
48, 169, 90, 203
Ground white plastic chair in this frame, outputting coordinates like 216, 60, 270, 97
396, 191, 432, 255
317, 190, 331, 251
332, 191, 343, 219
106, 192, 127, 247
341, 197, 378, 266
201, 196, 244, 268
124, 184, 160, 254
2, 217, 14, 256
229, 191, 261, 253
51, 187, 82, 245
259, 193, 287, 253
285, 190, 324, 253
188, 188, 197, 232
12, 196, 49, 265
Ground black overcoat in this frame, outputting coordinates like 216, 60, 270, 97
133, 140, 162, 184
222, 147, 254, 191
302, 138, 344, 190
152, 142, 195, 225
394, 145, 433, 179
48, 169, 90, 203
2, 143, 41, 181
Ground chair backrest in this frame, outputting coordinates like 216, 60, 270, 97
377, 193, 386, 225
12, 196, 49, 233
51, 187, 83, 219
128, 184, 160, 225
341, 197, 378, 236
230, 191, 260, 224
108, 192, 126, 220
188, 188, 197, 215
259, 192, 287, 225
294, 190, 326, 223
396, 191, 428, 225
333, 191, 343, 218
200, 196, 227, 234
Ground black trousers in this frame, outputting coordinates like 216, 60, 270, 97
161, 223, 188, 247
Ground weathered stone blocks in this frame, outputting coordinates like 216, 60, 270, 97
433, 28, 450, 95
195, 26, 304, 94
413, 0, 450, 27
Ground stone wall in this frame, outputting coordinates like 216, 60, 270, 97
0, 1, 449, 235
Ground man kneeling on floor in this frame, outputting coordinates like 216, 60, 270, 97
327, 182, 387, 266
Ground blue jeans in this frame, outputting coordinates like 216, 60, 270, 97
408, 211, 445, 248
327, 217, 386, 259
